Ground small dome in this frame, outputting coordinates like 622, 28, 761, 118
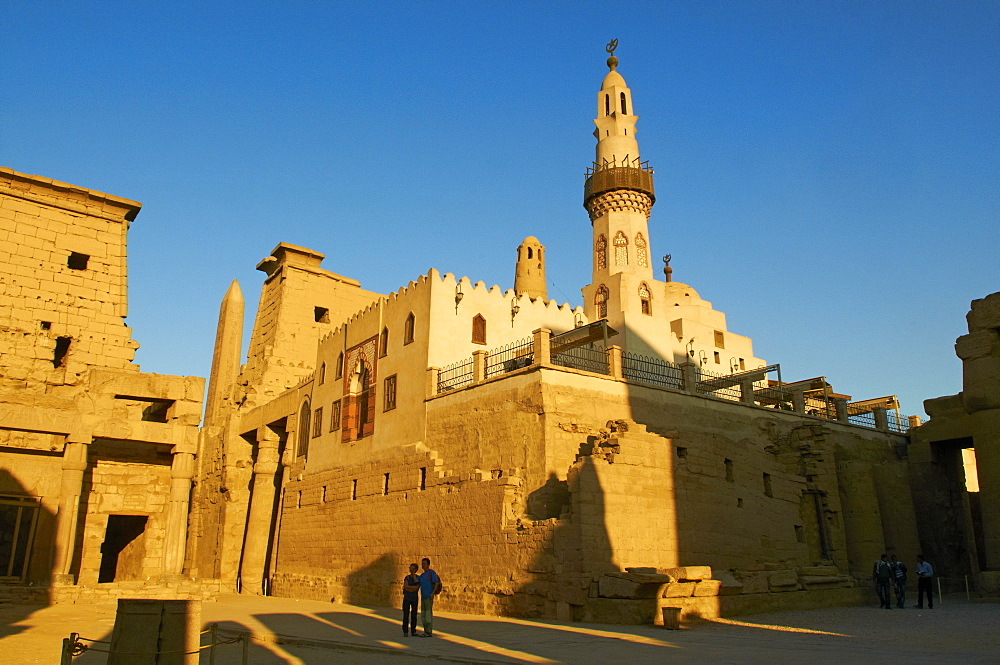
519, 236, 543, 247
664, 281, 702, 302
602, 70, 626, 90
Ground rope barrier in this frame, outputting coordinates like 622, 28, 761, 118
61, 624, 247, 662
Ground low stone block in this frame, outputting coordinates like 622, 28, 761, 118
799, 575, 848, 589
739, 574, 769, 594
768, 570, 800, 591
692, 580, 722, 597
624, 567, 657, 574
662, 582, 696, 598
659, 566, 712, 581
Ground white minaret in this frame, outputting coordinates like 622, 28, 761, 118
582, 40, 657, 325
579, 41, 767, 372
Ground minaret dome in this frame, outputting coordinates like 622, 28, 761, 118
514, 236, 547, 301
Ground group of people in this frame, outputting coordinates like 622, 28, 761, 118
401, 557, 443, 637
872, 553, 935, 609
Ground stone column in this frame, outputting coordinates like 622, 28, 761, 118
532, 328, 551, 366
835, 398, 849, 422
791, 389, 806, 414
239, 427, 281, 595
607, 345, 623, 380
52, 437, 88, 584
972, 409, 1000, 569
679, 361, 698, 393
472, 350, 487, 383
426, 367, 440, 396
161, 452, 195, 579
872, 407, 889, 431
739, 378, 756, 405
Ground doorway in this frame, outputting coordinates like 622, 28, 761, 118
98, 515, 148, 583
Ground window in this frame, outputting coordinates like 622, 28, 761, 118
472, 314, 486, 345
725, 459, 734, 483
53, 336, 71, 368
383, 374, 397, 411
604, 93, 610, 116
714, 330, 725, 349
613, 231, 628, 266
351, 479, 358, 501
714, 351, 720, 364
67, 252, 89, 270
379, 327, 389, 357
763, 473, 773, 497
620, 92, 627, 114
314, 306, 330, 323
419, 467, 427, 491
357, 363, 372, 429
322, 486, 328, 502
595, 235, 607, 271
319, 362, 326, 385
383, 473, 390, 495
676, 446, 688, 458
639, 283, 651, 316
335, 352, 344, 379
527, 247, 533, 259
739, 358, 745, 371
595, 285, 609, 319
0, 495, 40, 582
329, 400, 342, 431
312, 407, 323, 437
635, 233, 648, 268
296, 491, 302, 508
298, 401, 311, 457
404, 313, 415, 345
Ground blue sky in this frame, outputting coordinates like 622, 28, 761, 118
3, 1, 997, 417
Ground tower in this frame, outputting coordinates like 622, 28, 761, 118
514, 236, 547, 300
581, 41, 657, 334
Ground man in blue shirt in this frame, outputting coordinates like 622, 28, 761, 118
418, 557, 442, 637
915, 554, 934, 609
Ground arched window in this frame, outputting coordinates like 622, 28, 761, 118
595, 285, 609, 319
355, 362, 372, 431
527, 247, 533, 259
596, 235, 607, 271
379, 327, 389, 357
620, 92, 627, 114
404, 313, 415, 345
639, 282, 652, 315
335, 352, 344, 379
297, 400, 311, 458
472, 314, 487, 345
614, 231, 628, 266
635, 233, 648, 268
318, 362, 326, 385
605, 93, 610, 116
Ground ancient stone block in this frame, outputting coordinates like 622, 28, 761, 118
768, 570, 800, 591
955, 330, 1000, 361
692, 580, 722, 596
662, 582, 696, 597
659, 566, 712, 581
967, 293, 1000, 332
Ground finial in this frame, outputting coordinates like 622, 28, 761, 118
662, 254, 673, 282
606, 38, 619, 71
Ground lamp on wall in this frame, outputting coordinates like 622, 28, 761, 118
574, 311, 585, 328
455, 283, 464, 313
686, 338, 696, 359
511, 296, 520, 326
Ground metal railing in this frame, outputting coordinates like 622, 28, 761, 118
847, 409, 876, 429
437, 358, 473, 393
622, 352, 683, 390
552, 344, 610, 375
485, 337, 534, 379
695, 366, 744, 402
886, 410, 909, 433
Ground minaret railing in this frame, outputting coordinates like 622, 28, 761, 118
584, 159, 655, 206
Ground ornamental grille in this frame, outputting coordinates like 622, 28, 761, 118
595, 285, 609, 319
636, 233, 648, 268
596, 235, 607, 270
614, 231, 628, 266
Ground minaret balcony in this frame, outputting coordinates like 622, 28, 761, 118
584, 162, 655, 207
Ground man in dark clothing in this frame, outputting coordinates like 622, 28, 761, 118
890, 554, 907, 609
873, 553, 893, 609
401, 563, 420, 636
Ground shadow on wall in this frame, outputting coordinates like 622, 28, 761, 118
0, 469, 58, 636
344, 552, 399, 607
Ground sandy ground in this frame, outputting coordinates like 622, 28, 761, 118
1, 593, 998, 664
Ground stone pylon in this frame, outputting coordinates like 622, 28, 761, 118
204, 279, 244, 428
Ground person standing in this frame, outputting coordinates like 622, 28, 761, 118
915, 554, 934, 609
890, 554, 907, 609
873, 553, 893, 609
418, 557, 442, 637
401, 563, 420, 637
